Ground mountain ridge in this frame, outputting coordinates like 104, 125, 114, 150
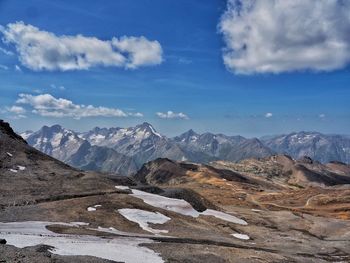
20, 123, 350, 176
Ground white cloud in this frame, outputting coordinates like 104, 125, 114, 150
319, 113, 326, 118
16, 93, 142, 119
1, 105, 27, 119
0, 64, 8, 70
15, 65, 22, 72
130, 112, 144, 117
50, 84, 65, 91
265, 112, 273, 118
6, 105, 26, 114
1, 21, 163, 71
156, 111, 189, 120
0, 46, 13, 56
219, 0, 350, 74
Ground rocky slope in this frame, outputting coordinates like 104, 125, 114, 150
0, 120, 115, 208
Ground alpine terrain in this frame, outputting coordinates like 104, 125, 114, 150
1, 119, 350, 262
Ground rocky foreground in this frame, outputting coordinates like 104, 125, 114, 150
1, 120, 350, 262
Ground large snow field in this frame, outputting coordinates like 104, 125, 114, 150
0, 221, 164, 263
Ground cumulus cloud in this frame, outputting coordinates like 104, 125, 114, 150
6, 105, 26, 114
1, 105, 27, 119
219, 0, 350, 74
156, 111, 189, 120
16, 93, 143, 119
265, 112, 273, 118
0, 21, 163, 71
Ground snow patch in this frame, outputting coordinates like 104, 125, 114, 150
115, 185, 130, 190
17, 165, 26, 171
232, 233, 250, 240
9, 169, 18, 173
201, 209, 248, 225
6, 152, 13, 157
118, 209, 170, 234
251, 209, 261, 212
149, 126, 162, 138
87, 207, 96, 212
130, 189, 248, 225
0, 221, 164, 263
131, 189, 200, 217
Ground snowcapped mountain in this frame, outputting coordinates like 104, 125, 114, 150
80, 122, 186, 167
23, 123, 187, 175
173, 130, 273, 162
262, 132, 350, 163
22, 124, 350, 176
21, 125, 84, 162
80, 122, 164, 152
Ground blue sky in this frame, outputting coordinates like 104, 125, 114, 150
0, 0, 349, 137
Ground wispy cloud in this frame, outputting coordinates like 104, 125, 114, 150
0, 46, 13, 56
0, 21, 163, 71
0, 64, 9, 70
15, 65, 22, 72
156, 111, 189, 120
219, 0, 350, 74
50, 84, 65, 91
16, 93, 143, 119
265, 113, 273, 118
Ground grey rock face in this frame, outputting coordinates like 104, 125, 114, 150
262, 132, 350, 163
68, 141, 138, 175
22, 125, 84, 162
173, 130, 273, 162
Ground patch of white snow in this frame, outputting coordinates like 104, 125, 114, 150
130, 189, 200, 217
17, 165, 26, 171
118, 209, 170, 234
231, 233, 250, 240
0, 221, 164, 263
115, 185, 130, 190
201, 209, 248, 225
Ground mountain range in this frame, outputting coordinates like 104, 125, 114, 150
2, 119, 350, 262
21, 123, 350, 175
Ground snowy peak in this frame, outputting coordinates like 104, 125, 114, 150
26, 124, 84, 162
135, 122, 162, 138
175, 129, 200, 143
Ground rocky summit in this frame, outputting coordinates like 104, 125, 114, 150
1, 120, 350, 262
